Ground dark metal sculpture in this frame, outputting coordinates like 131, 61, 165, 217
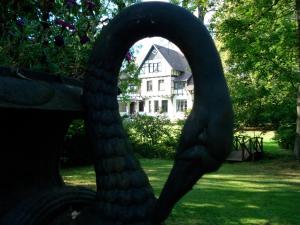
0, 2, 233, 225
84, 2, 233, 224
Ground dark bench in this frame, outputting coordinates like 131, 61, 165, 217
0, 66, 96, 225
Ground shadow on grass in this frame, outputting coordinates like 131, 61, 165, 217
144, 157, 300, 225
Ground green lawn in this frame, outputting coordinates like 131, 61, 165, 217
62, 139, 300, 225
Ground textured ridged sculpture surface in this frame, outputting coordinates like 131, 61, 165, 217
84, 2, 233, 224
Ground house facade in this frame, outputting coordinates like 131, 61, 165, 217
119, 44, 194, 120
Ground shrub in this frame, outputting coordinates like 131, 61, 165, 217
124, 115, 182, 159
62, 116, 184, 164
66, 119, 85, 138
126, 115, 171, 145
275, 123, 296, 150
63, 133, 92, 167
62, 119, 92, 167
130, 142, 175, 159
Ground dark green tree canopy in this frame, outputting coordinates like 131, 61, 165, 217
211, 0, 298, 129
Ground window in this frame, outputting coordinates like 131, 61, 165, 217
148, 62, 161, 73
139, 101, 144, 112
158, 79, 165, 91
147, 80, 152, 91
172, 69, 181, 76
173, 81, 186, 95
140, 62, 162, 74
176, 100, 187, 112
130, 102, 136, 114
154, 100, 159, 112
128, 84, 137, 92
161, 100, 168, 113
148, 101, 152, 112
174, 81, 185, 90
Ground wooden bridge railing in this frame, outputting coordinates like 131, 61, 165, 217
232, 135, 264, 161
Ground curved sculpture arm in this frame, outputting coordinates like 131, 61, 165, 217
84, 2, 233, 224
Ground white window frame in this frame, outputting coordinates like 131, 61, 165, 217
147, 80, 153, 92
176, 99, 187, 112
158, 79, 165, 91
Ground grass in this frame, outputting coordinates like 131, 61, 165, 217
62, 134, 300, 225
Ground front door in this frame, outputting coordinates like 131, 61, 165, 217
130, 102, 135, 114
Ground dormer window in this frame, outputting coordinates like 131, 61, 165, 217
171, 69, 181, 76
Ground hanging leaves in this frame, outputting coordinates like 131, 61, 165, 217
0, 0, 139, 77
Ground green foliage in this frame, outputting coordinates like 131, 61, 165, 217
66, 119, 85, 138
126, 115, 172, 145
169, 0, 221, 20
130, 143, 175, 159
0, 0, 139, 77
63, 119, 91, 167
118, 59, 141, 103
124, 115, 182, 159
211, 0, 298, 131
275, 123, 296, 150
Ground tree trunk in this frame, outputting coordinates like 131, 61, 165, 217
294, 0, 300, 160
197, 5, 205, 22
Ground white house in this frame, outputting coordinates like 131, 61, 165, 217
119, 44, 194, 120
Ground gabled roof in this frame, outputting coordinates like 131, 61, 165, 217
153, 44, 189, 72
174, 71, 192, 81
138, 44, 190, 73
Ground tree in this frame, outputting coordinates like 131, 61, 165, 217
118, 53, 141, 103
211, 0, 298, 145
294, 0, 300, 159
169, 0, 222, 21
0, 0, 138, 77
